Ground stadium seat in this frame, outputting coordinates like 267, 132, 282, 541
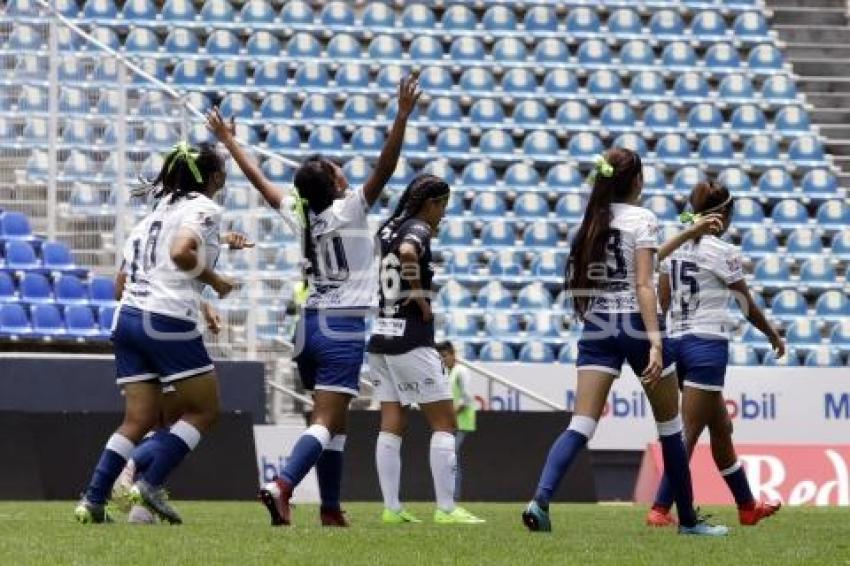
471, 193, 507, 218
748, 44, 784, 72
620, 41, 655, 68
656, 134, 691, 164
266, 125, 301, 151
718, 167, 753, 195
535, 39, 570, 64
173, 60, 207, 86
443, 251, 480, 278
527, 312, 561, 339
0, 273, 15, 303
505, 163, 542, 192
513, 100, 548, 129
770, 290, 807, 320
246, 31, 280, 57
519, 342, 556, 363
771, 199, 809, 227
460, 69, 496, 94
286, 33, 322, 58
362, 2, 394, 28
487, 250, 522, 278
816, 200, 850, 229
308, 126, 344, 152
804, 347, 842, 367
42, 241, 79, 274
327, 34, 362, 60
0, 212, 35, 243
437, 280, 474, 309
493, 38, 527, 63
577, 39, 612, 67
259, 94, 295, 121
831, 320, 850, 351
607, 8, 641, 36
164, 28, 200, 54
342, 96, 378, 122
4, 241, 40, 271
799, 258, 836, 289
705, 43, 741, 71
20, 273, 53, 304
479, 130, 515, 157
599, 102, 635, 131
479, 342, 516, 362
692, 10, 728, 40
122, 0, 155, 20
698, 135, 735, 166
54, 275, 88, 307
558, 342, 579, 364
485, 313, 520, 338
543, 69, 579, 97
427, 98, 462, 126
290, 63, 328, 90
65, 305, 101, 338
410, 36, 443, 62
729, 198, 764, 226
789, 135, 826, 167
336, 64, 370, 90
763, 349, 801, 366
442, 4, 476, 31
555, 194, 585, 221
785, 319, 821, 348
98, 305, 117, 335
650, 9, 685, 37
752, 256, 790, 285
435, 129, 471, 157
240, 0, 275, 24
281, 0, 313, 26
477, 281, 513, 309
517, 282, 553, 310
643, 196, 678, 221
673, 72, 709, 101
439, 220, 474, 246
728, 344, 758, 366
762, 75, 798, 103
830, 229, 850, 259
740, 323, 770, 350
213, 61, 248, 86
642, 103, 679, 133
88, 276, 116, 307
445, 312, 480, 339
663, 42, 698, 69
412, 67, 448, 93
567, 133, 604, 160
757, 168, 794, 195
642, 166, 666, 193
402, 127, 429, 155
719, 74, 756, 103
461, 161, 497, 189
58, 88, 89, 114
0, 304, 32, 337
743, 135, 781, 167
815, 291, 850, 320
320, 1, 355, 28
545, 164, 582, 192
31, 304, 65, 338
523, 221, 558, 248
200, 0, 234, 22
481, 221, 518, 248
731, 105, 767, 135
801, 169, 839, 197
124, 27, 159, 53
612, 134, 648, 158
522, 131, 558, 160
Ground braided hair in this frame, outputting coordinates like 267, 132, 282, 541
293, 155, 339, 286
378, 174, 450, 238
138, 142, 224, 204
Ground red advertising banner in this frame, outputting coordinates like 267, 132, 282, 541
635, 444, 850, 506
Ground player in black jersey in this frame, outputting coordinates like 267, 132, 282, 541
368, 175, 484, 525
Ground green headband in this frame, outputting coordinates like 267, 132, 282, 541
679, 195, 734, 225
588, 154, 615, 183
166, 141, 203, 184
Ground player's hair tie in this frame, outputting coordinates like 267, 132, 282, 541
291, 189, 310, 226
680, 195, 734, 224
588, 154, 615, 182
166, 141, 203, 184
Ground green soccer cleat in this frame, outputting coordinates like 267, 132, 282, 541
74, 499, 113, 524
521, 501, 551, 532
434, 506, 486, 524
382, 508, 423, 524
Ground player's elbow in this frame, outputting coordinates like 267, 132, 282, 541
170, 248, 196, 271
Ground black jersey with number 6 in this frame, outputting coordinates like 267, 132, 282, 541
367, 218, 435, 355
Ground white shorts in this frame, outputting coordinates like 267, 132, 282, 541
368, 348, 452, 406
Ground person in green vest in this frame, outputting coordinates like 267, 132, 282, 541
437, 341, 476, 499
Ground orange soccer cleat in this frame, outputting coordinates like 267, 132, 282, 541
646, 505, 678, 527
739, 500, 781, 526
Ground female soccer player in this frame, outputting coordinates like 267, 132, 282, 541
75, 142, 236, 524
207, 74, 421, 526
647, 181, 784, 527
368, 175, 484, 525
522, 148, 728, 535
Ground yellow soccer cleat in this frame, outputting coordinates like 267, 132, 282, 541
434, 506, 486, 524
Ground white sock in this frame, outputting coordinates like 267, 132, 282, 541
170, 420, 202, 450
376, 432, 402, 512
430, 431, 457, 513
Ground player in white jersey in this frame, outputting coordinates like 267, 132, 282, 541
523, 148, 728, 536
207, 74, 421, 527
648, 181, 784, 528
75, 143, 237, 524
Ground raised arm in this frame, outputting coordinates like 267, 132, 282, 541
207, 107, 286, 210
657, 213, 724, 262
361, 74, 421, 207
729, 278, 785, 357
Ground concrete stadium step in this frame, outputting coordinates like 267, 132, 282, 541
784, 44, 850, 59
796, 77, 850, 94
769, 0, 845, 8
771, 8, 847, 26
790, 60, 850, 77
773, 25, 850, 43
812, 108, 850, 123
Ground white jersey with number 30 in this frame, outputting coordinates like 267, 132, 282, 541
661, 235, 745, 338
590, 203, 660, 314
120, 193, 222, 322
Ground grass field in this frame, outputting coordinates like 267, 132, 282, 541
0, 502, 846, 565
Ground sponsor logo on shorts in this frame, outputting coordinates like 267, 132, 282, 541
398, 382, 420, 393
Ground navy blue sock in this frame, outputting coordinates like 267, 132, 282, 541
653, 474, 675, 511
281, 425, 330, 487
141, 421, 200, 488
658, 426, 697, 527
721, 462, 754, 507
533, 429, 588, 508
316, 435, 345, 511
130, 431, 166, 478
85, 433, 134, 505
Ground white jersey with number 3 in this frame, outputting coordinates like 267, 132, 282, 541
120, 193, 222, 321
282, 188, 377, 310
661, 235, 745, 338
590, 203, 660, 314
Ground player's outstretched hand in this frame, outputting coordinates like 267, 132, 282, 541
212, 274, 238, 299
396, 73, 422, 120
641, 344, 663, 388
690, 213, 725, 238
224, 231, 255, 250
206, 107, 236, 142
201, 302, 223, 335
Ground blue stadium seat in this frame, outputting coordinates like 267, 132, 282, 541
734, 12, 769, 40
719, 74, 755, 103
388, 158, 415, 188
402, 127, 429, 155
8, 24, 44, 51
688, 103, 724, 134
400, 4, 433, 29
443, 252, 480, 277
742, 228, 779, 257
461, 161, 497, 188
246, 31, 280, 57
342, 95, 377, 122
748, 44, 784, 72
831, 321, 850, 351
493, 38, 528, 63
535, 39, 570, 64
143, 123, 179, 147
716, 168, 751, 194
471, 193, 507, 218
512, 194, 547, 219
58, 56, 86, 82
546, 164, 582, 191
608, 8, 642, 36
479, 342, 516, 362
441, 4, 476, 31
206, 29, 241, 56
698, 135, 735, 166
470, 99, 506, 126
0, 212, 34, 242
5, 241, 39, 270
771, 290, 807, 320
31, 304, 65, 338
513, 100, 548, 128
815, 290, 849, 321
480, 5, 517, 31
259, 94, 295, 121
172, 60, 207, 86
200, 0, 234, 22
619, 40, 654, 67
163, 28, 199, 54
784, 228, 822, 259
263, 158, 295, 184
486, 313, 521, 338
831, 229, 850, 260
65, 305, 100, 338
17, 86, 47, 113
753, 256, 791, 288
692, 10, 728, 40
523, 221, 558, 248
89, 27, 121, 51
705, 43, 741, 71
762, 75, 798, 103
335, 64, 370, 90
308, 126, 344, 152
124, 27, 159, 53
439, 220, 474, 246
286, 33, 322, 58
535, 71, 574, 102
786, 319, 821, 348
437, 281, 474, 309
804, 347, 841, 367
518, 282, 553, 310
642, 103, 679, 132
292, 62, 329, 90
301, 94, 335, 121
567, 133, 604, 161
743, 135, 780, 167
740, 323, 770, 350
266, 124, 301, 151
801, 169, 838, 197
427, 98, 462, 126
656, 134, 691, 164
505, 163, 541, 192
55, 275, 88, 306
757, 168, 794, 195
771, 199, 810, 227
481, 220, 517, 248
42, 241, 78, 273
662, 42, 698, 69
799, 258, 836, 289
555, 101, 591, 130
731, 105, 767, 134
525, 6, 558, 32
519, 342, 556, 363
599, 102, 635, 131
59, 88, 89, 114
528, 312, 562, 339
643, 196, 678, 221
728, 344, 758, 365
555, 194, 585, 221
775, 106, 811, 135
410, 36, 444, 62
62, 119, 94, 146
362, 2, 394, 27
673, 72, 710, 101
480, 130, 516, 157
241, 0, 275, 24
327, 33, 361, 60
0, 304, 32, 337
320, 1, 355, 28
650, 9, 685, 37
0, 273, 15, 303
816, 200, 850, 229
435, 129, 471, 157
577, 39, 612, 67
612, 133, 649, 157
566, 7, 600, 35
731, 197, 765, 225
477, 281, 513, 309
122, 0, 156, 20
522, 131, 559, 160
20, 273, 52, 304
99, 305, 117, 334
630, 71, 666, 100
280, 0, 313, 26
531, 250, 566, 279
213, 61, 248, 86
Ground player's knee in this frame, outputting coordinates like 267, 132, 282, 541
709, 416, 733, 438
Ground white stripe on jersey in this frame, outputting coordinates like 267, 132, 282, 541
661, 235, 745, 338
120, 193, 222, 321
590, 203, 660, 314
